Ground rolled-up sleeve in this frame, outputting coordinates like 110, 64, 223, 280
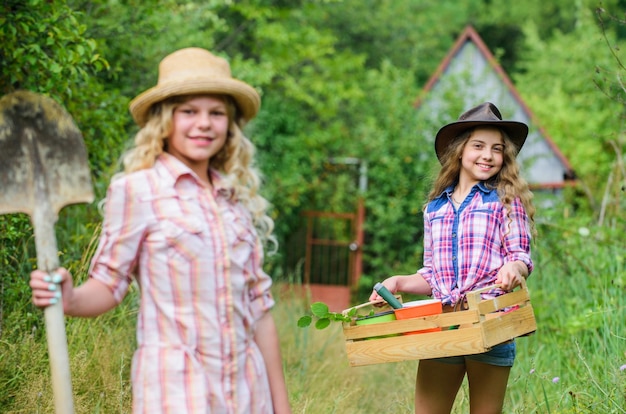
89, 177, 146, 303
417, 214, 434, 284
248, 241, 275, 322
501, 197, 533, 275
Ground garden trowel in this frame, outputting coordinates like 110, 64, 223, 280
0, 90, 94, 413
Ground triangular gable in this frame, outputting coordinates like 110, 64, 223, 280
415, 25, 576, 190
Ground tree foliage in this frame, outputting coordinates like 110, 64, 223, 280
0, 0, 624, 314
1, 0, 107, 97
513, 6, 625, 213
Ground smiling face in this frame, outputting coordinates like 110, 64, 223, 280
459, 127, 505, 187
167, 95, 229, 178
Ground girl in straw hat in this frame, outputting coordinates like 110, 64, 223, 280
30, 47, 291, 414
370, 102, 535, 413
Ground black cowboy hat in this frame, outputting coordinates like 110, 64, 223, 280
434, 102, 528, 163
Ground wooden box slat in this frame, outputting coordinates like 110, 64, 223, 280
481, 305, 537, 348
345, 327, 486, 366
343, 310, 479, 340
476, 288, 529, 315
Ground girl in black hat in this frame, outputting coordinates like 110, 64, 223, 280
370, 102, 536, 413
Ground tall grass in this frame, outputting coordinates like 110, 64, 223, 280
0, 218, 624, 413
0, 299, 135, 413
276, 218, 626, 413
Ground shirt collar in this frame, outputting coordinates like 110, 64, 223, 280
441, 181, 492, 199
155, 153, 230, 195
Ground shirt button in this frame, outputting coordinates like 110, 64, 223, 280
452, 233, 456, 238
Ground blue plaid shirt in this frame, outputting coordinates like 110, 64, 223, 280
417, 182, 533, 305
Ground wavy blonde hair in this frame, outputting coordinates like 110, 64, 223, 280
427, 127, 536, 237
120, 94, 276, 247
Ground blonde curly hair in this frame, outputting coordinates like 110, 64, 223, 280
120, 94, 276, 246
426, 127, 536, 237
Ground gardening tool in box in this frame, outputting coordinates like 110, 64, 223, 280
0, 90, 94, 413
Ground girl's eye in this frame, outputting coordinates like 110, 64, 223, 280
493, 146, 504, 152
211, 110, 226, 116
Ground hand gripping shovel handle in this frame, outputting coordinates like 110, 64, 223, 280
33, 194, 75, 413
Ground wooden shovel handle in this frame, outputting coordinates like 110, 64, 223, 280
34, 216, 75, 413
44, 300, 75, 413
341, 296, 401, 316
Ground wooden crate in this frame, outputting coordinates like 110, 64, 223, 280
342, 281, 536, 366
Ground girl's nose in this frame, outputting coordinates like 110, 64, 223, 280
198, 112, 212, 128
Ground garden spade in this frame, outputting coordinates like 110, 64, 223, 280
0, 90, 94, 413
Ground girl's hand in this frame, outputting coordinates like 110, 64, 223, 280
369, 277, 399, 302
30, 267, 74, 310
368, 273, 433, 303
496, 261, 528, 291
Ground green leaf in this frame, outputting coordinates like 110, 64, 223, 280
297, 315, 312, 328
315, 318, 331, 330
310, 302, 329, 317
329, 313, 350, 323
49, 62, 62, 73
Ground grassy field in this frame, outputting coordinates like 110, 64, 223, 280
0, 220, 624, 413
280, 258, 626, 412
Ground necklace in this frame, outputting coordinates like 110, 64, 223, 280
451, 191, 465, 205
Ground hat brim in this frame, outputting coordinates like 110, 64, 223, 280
129, 78, 261, 126
434, 120, 528, 163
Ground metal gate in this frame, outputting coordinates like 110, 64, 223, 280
301, 197, 364, 310
295, 158, 367, 311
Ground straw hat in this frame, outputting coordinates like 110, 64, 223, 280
129, 47, 261, 126
434, 102, 528, 163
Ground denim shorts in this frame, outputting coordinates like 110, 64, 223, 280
429, 340, 516, 367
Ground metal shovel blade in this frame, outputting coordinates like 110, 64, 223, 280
0, 90, 95, 413
0, 90, 94, 215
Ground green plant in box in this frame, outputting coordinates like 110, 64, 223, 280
297, 302, 363, 330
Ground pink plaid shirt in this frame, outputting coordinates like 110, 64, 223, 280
418, 182, 533, 305
90, 153, 275, 413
